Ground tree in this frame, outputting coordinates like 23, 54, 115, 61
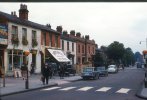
122, 47, 135, 66
107, 41, 125, 64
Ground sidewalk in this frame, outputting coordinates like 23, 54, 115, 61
0, 74, 82, 97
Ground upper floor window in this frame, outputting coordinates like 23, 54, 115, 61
49, 33, 52, 46
12, 25, 18, 34
72, 42, 74, 52
62, 40, 64, 50
32, 30, 37, 39
55, 35, 58, 47
22, 28, 27, 38
82, 45, 84, 53
78, 44, 80, 53
43, 32, 46, 46
67, 42, 69, 50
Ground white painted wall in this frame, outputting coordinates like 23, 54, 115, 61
60, 39, 76, 65
6, 22, 41, 73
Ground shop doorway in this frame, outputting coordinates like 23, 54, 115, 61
32, 54, 36, 67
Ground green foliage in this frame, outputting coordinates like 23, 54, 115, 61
32, 38, 38, 47
11, 34, 19, 46
22, 36, 28, 46
107, 41, 125, 64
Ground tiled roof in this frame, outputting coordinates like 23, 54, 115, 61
0, 11, 60, 34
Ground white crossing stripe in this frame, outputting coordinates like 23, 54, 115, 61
96, 87, 111, 92
77, 87, 93, 91
59, 87, 76, 91
42, 87, 61, 91
116, 88, 130, 94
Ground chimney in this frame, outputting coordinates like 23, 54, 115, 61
63, 30, 68, 36
85, 35, 89, 40
19, 4, 29, 20
11, 11, 17, 17
76, 32, 81, 37
46, 24, 51, 29
70, 30, 75, 36
56, 26, 62, 33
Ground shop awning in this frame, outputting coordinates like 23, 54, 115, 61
48, 49, 70, 62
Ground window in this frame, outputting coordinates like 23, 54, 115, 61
22, 28, 27, 38
12, 25, 18, 34
72, 43, 74, 52
67, 42, 69, 50
32, 30, 36, 39
43, 32, 46, 46
49, 33, 52, 46
78, 44, 80, 53
62, 40, 64, 50
55, 35, 58, 47
82, 45, 84, 53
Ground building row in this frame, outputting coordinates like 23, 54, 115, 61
0, 4, 97, 76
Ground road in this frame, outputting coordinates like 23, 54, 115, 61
1, 67, 145, 100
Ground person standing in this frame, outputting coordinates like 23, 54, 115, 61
30, 62, 35, 74
42, 63, 50, 85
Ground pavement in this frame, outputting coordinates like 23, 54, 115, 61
0, 74, 82, 97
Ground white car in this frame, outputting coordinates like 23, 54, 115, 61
107, 65, 118, 73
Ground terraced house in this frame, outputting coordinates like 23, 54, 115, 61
0, 4, 61, 76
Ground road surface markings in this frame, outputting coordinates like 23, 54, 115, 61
77, 86, 93, 91
96, 87, 112, 92
116, 88, 130, 94
59, 87, 76, 91
42, 87, 61, 91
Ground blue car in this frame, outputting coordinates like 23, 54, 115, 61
95, 66, 108, 76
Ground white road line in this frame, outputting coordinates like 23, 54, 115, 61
42, 87, 61, 91
59, 87, 76, 91
77, 87, 93, 91
116, 88, 130, 94
96, 87, 111, 92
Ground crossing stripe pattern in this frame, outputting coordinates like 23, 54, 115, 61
77, 86, 93, 91
96, 87, 111, 92
42, 87, 61, 91
116, 88, 130, 94
59, 87, 76, 91
41, 86, 131, 94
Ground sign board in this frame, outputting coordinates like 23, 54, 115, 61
48, 49, 70, 62
0, 24, 8, 45
14, 68, 22, 78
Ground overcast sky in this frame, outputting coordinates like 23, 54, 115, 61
0, 3, 147, 53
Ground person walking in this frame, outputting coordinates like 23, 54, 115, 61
42, 63, 50, 85
30, 62, 35, 74
59, 63, 65, 79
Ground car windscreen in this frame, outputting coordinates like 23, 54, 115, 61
83, 68, 93, 72
97, 67, 105, 70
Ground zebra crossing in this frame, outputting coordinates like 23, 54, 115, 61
41, 86, 131, 94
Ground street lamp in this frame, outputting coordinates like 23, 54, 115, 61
140, 38, 147, 49
23, 50, 30, 89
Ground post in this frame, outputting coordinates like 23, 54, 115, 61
24, 51, 30, 89
1, 56, 5, 87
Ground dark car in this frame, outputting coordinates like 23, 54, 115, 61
81, 67, 99, 80
95, 66, 108, 76
64, 64, 76, 76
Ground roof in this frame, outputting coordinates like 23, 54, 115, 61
0, 11, 60, 34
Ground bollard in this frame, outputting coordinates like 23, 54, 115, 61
145, 72, 147, 88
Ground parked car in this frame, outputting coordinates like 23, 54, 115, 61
64, 64, 76, 76
81, 67, 99, 80
95, 66, 108, 76
107, 65, 118, 73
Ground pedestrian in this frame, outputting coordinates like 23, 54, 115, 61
59, 63, 65, 79
30, 62, 35, 74
42, 63, 50, 85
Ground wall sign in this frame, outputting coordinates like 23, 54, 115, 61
0, 24, 8, 45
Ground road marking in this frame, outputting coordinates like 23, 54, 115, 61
42, 87, 61, 91
77, 87, 93, 91
59, 87, 76, 91
96, 87, 111, 92
116, 88, 130, 94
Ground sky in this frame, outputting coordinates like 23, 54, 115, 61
0, 3, 147, 53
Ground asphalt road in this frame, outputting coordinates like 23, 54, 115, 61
1, 67, 145, 100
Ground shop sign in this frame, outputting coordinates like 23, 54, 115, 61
0, 24, 8, 45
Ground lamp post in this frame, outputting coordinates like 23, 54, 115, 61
23, 51, 30, 89
140, 38, 147, 49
